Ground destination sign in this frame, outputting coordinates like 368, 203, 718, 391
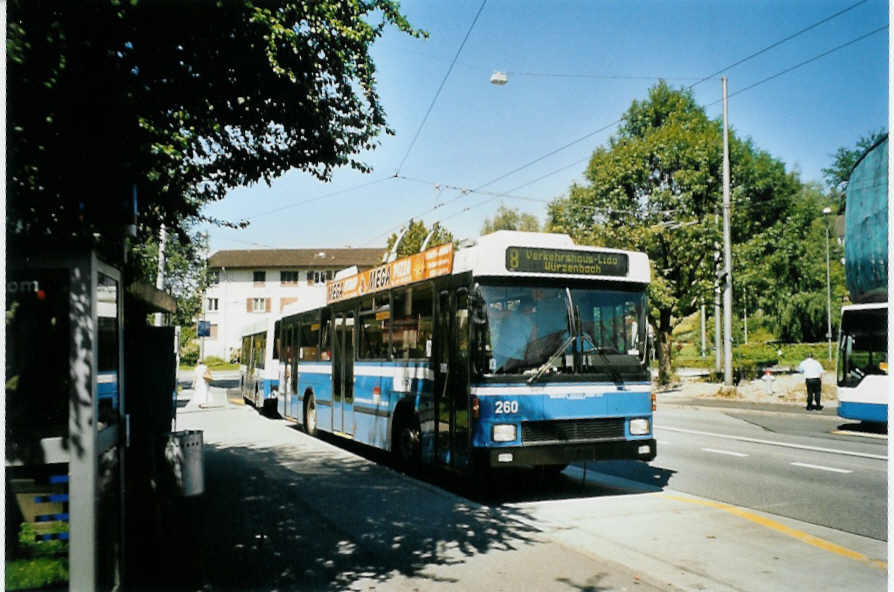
327, 243, 454, 304
505, 246, 628, 277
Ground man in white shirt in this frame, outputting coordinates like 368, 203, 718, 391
797, 353, 824, 411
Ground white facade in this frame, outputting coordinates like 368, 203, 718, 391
199, 244, 387, 360
200, 267, 336, 360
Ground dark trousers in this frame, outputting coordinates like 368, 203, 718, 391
805, 378, 822, 408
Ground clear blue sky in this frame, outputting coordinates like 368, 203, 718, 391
202, 0, 888, 254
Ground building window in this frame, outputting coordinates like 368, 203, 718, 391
253, 271, 266, 286
247, 297, 269, 313
208, 270, 220, 285
281, 270, 299, 285
309, 270, 334, 285
280, 297, 298, 311
207, 297, 219, 312
209, 324, 219, 340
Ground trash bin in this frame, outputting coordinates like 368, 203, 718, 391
163, 430, 204, 496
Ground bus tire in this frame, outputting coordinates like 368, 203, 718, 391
393, 415, 421, 469
304, 394, 317, 436
542, 463, 568, 475
262, 395, 278, 418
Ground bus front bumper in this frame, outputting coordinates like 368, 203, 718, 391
485, 438, 657, 468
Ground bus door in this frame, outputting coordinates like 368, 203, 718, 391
434, 286, 471, 468
332, 310, 355, 434
434, 289, 451, 464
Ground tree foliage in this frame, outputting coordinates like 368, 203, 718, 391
481, 204, 541, 235
8, 0, 424, 257
547, 81, 801, 383
821, 128, 887, 203
129, 229, 209, 326
733, 183, 845, 342
385, 219, 454, 258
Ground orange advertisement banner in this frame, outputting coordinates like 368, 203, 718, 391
326, 243, 454, 304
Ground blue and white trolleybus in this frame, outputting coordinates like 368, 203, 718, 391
274, 231, 656, 472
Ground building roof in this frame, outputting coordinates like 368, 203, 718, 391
207, 248, 387, 270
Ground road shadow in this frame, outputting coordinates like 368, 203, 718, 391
836, 421, 888, 435
135, 436, 550, 591
281, 422, 676, 506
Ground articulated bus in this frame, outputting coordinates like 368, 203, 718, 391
239, 318, 279, 413
272, 231, 656, 472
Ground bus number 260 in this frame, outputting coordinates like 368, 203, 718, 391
494, 400, 519, 414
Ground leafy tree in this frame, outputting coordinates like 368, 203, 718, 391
8, 1, 424, 260
481, 204, 541, 234
547, 81, 799, 384
385, 219, 454, 258
129, 229, 209, 327
822, 128, 887, 205
733, 182, 845, 342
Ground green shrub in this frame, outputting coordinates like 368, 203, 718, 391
203, 356, 229, 369
6, 557, 69, 590
6, 523, 69, 590
180, 347, 199, 367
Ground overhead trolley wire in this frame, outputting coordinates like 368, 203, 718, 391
713, 25, 888, 105
395, 0, 488, 174
369, 2, 878, 242
462, 23, 888, 217
247, 175, 395, 221
688, 0, 869, 89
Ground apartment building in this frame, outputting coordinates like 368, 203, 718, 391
201, 247, 386, 360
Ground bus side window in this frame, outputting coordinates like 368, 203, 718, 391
389, 287, 432, 359
300, 318, 320, 361
359, 295, 388, 360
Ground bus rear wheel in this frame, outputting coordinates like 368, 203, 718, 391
304, 395, 317, 436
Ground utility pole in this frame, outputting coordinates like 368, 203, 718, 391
700, 300, 707, 358
154, 224, 166, 327
714, 215, 722, 374
722, 77, 733, 385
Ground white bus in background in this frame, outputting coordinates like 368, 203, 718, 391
239, 317, 280, 414
836, 135, 887, 424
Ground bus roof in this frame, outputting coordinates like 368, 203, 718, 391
239, 316, 273, 337
455, 231, 650, 284
323, 231, 650, 305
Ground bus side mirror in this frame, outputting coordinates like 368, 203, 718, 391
470, 291, 487, 325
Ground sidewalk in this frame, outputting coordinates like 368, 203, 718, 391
656, 370, 842, 416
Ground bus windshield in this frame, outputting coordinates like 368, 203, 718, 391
837, 307, 888, 387
477, 283, 648, 377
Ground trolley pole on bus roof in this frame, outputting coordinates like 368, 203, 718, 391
721, 77, 733, 386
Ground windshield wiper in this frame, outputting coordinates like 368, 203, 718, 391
527, 333, 575, 384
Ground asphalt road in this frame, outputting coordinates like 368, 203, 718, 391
585, 406, 888, 541
168, 394, 887, 591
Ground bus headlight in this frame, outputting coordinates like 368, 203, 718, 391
492, 424, 517, 442
629, 418, 650, 435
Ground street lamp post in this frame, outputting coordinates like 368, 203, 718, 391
823, 207, 833, 361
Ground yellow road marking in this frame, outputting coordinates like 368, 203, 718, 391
661, 493, 887, 571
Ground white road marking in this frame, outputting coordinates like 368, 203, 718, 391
657, 426, 887, 460
790, 462, 852, 474
702, 448, 748, 457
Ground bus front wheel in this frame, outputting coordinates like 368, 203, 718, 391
394, 417, 421, 469
304, 395, 317, 436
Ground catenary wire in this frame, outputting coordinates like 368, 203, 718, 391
367, 14, 883, 244
395, 0, 488, 174
688, 0, 869, 89
450, 25, 888, 220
